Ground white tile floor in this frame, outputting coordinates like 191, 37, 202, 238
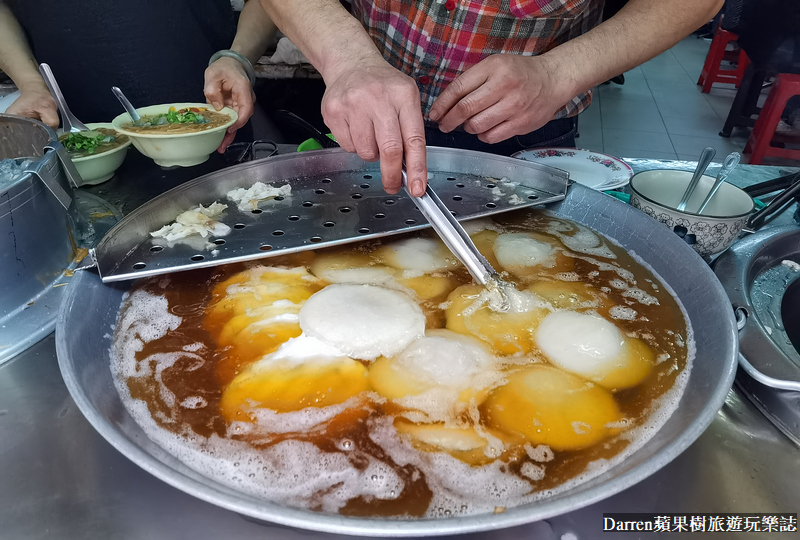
577, 36, 754, 162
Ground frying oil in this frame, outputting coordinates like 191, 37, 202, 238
111, 210, 692, 518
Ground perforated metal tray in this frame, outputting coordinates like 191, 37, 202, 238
91, 147, 569, 282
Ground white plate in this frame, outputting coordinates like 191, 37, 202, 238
0, 90, 20, 114
512, 148, 633, 191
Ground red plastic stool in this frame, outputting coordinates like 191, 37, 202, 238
744, 73, 800, 164
697, 28, 750, 93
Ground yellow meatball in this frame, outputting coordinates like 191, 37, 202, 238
368, 329, 497, 416
469, 229, 501, 270
445, 284, 550, 355
492, 232, 574, 280
205, 266, 320, 337
535, 310, 654, 390
393, 418, 523, 466
374, 237, 454, 273
527, 280, 605, 311
205, 266, 322, 384
215, 321, 303, 386
395, 274, 461, 300
310, 248, 459, 300
483, 365, 622, 451
219, 353, 369, 422
309, 250, 396, 285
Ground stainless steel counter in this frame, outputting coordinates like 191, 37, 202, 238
1, 155, 798, 539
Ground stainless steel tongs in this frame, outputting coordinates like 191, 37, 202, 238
401, 166, 498, 285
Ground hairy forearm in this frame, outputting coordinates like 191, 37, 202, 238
0, 3, 43, 87
231, 0, 278, 64
258, 0, 382, 78
542, 0, 724, 100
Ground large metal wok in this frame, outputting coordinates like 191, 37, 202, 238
56, 149, 738, 537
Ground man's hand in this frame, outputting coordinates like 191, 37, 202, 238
321, 57, 428, 197
204, 56, 255, 153
7, 80, 59, 128
429, 54, 569, 144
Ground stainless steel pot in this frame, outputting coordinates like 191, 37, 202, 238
0, 114, 83, 363
0, 116, 73, 318
55, 161, 738, 536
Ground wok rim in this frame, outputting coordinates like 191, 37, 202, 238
55, 187, 738, 537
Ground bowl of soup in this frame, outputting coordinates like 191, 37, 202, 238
59, 123, 131, 185
112, 103, 237, 168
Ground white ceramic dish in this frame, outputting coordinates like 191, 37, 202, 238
629, 169, 754, 257
512, 148, 633, 191
112, 103, 237, 168
64, 122, 131, 185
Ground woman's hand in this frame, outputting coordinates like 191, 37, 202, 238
6, 80, 59, 128
429, 54, 571, 144
204, 56, 255, 153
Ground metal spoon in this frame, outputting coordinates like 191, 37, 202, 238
676, 147, 716, 211
696, 152, 741, 214
38, 63, 89, 133
111, 86, 141, 122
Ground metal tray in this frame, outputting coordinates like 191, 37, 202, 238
90, 147, 569, 282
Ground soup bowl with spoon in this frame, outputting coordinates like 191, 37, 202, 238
629, 163, 754, 258
112, 102, 237, 168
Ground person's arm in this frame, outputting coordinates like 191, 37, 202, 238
430, 0, 724, 144
258, 0, 428, 197
0, 2, 58, 128
205, 0, 278, 152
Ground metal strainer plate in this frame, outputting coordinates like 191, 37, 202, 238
92, 147, 569, 282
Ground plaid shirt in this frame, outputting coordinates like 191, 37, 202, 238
350, 0, 603, 122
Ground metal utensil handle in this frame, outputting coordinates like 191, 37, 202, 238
401, 169, 496, 285
695, 177, 726, 214
697, 151, 741, 214
742, 172, 799, 197
38, 63, 89, 133
677, 146, 716, 211
111, 86, 141, 122
746, 171, 800, 230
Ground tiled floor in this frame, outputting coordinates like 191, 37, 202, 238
577, 36, 755, 162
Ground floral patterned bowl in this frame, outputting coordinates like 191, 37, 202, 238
629, 169, 754, 257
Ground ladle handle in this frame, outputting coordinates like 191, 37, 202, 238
39, 63, 89, 133
677, 147, 715, 211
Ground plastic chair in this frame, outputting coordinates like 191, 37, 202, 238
698, 27, 750, 93
743, 73, 800, 164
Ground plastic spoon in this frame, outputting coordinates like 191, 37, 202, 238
697, 152, 741, 214
676, 147, 716, 211
38, 63, 89, 133
111, 86, 141, 122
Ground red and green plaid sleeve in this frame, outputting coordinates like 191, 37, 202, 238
350, 0, 603, 121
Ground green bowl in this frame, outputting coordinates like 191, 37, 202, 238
112, 103, 237, 168
68, 122, 131, 186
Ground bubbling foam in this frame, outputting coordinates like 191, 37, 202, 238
610, 305, 638, 321
109, 212, 695, 520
